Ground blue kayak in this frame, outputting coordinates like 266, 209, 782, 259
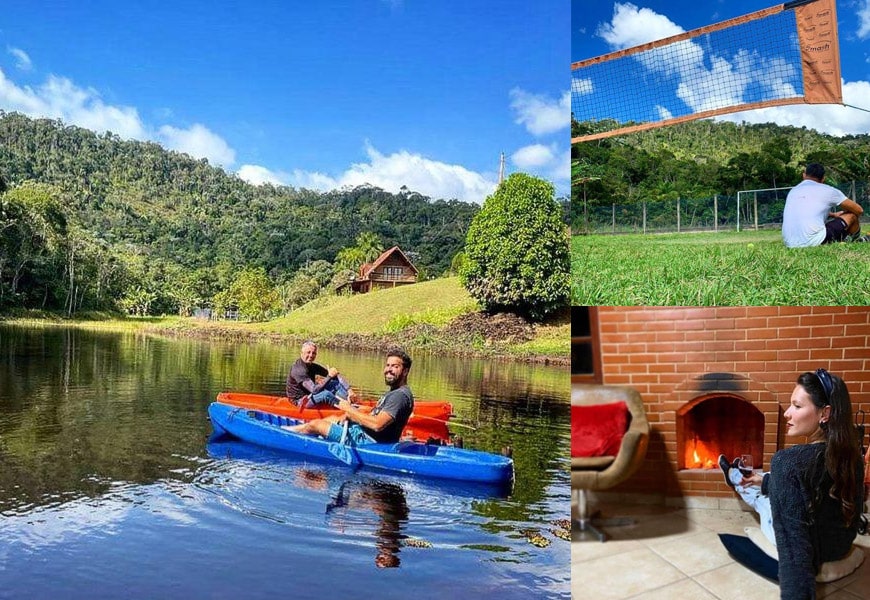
208, 402, 514, 485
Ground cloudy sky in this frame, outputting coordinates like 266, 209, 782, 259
572, 0, 870, 135
1, 1, 569, 202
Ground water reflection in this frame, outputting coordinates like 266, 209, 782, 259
0, 324, 570, 599
324, 478, 408, 568
206, 436, 513, 569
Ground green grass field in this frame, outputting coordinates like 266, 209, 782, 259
265, 277, 569, 358
264, 277, 479, 336
572, 230, 870, 305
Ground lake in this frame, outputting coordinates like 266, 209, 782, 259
0, 324, 570, 599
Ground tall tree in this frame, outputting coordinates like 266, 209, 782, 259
460, 173, 569, 320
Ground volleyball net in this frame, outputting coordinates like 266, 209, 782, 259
571, 0, 842, 143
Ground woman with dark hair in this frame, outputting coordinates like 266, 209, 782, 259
720, 369, 864, 599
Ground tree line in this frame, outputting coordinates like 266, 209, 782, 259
571, 118, 870, 232
1, 111, 484, 317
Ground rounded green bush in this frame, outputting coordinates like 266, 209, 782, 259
460, 173, 569, 320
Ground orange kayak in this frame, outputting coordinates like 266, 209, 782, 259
215, 392, 452, 441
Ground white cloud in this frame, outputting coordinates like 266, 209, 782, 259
0, 63, 558, 201
656, 105, 673, 120
676, 53, 751, 112
597, 2, 684, 49
510, 143, 568, 188
0, 68, 148, 139
552, 151, 570, 184
8, 47, 32, 71
340, 143, 498, 202
158, 123, 236, 168
512, 143, 557, 169
236, 164, 286, 186
719, 79, 870, 136
594, 5, 801, 116
0, 66, 236, 167
571, 76, 593, 96
238, 142, 499, 203
509, 88, 570, 136
859, 0, 870, 39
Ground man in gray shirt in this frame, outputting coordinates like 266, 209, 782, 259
286, 349, 414, 445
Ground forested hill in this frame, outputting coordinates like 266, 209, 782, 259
571, 118, 870, 226
0, 111, 480, 315
0, 111, 478, 275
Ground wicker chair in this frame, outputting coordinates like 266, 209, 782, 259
572, 384, 650, 541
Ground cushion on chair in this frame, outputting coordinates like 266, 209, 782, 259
571, 401, 628, 458
744, 527, 778, 560
743, 527, 865, 583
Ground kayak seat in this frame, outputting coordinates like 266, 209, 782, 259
393, 441, 439, 456
251, 411, 297, 428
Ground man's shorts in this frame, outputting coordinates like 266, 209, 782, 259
822, 217, 849, 244
326, 421, 376, 446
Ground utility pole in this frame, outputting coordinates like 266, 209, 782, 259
498, 151, 505, 185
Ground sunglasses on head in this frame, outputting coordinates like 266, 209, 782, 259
815, 368, 833, 403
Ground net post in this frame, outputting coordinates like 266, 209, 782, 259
677, 198, 681, 233
714, 195, 719, 232
754, 192, 759, 231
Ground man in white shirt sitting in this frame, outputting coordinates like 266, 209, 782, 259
782, 163, 865, 248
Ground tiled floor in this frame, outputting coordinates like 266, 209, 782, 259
571, 498, 870, 599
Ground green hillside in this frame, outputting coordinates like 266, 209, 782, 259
0, 111, 478, 315
265, 277, 476, 336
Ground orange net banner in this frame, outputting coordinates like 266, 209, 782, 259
571, 0, 842, 143
795, 0, 842, 104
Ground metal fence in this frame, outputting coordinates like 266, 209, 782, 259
573, 181, 869, 235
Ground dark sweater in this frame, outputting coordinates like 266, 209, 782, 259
767, 443, 861, 600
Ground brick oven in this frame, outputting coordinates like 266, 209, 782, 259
578, 306, 870, 505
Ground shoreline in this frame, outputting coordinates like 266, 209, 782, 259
0, 313, 570, 367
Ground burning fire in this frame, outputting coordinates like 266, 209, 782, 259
687, 440, 717, 469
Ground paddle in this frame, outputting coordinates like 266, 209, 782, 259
410, 413, 477, 431
327, 420, 360, 466
326, 480, 352, 514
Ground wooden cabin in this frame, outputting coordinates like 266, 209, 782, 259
337, 246, 418, 294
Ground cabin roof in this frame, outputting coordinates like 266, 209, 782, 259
360, 245, 418, 278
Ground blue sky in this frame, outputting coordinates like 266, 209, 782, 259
572, 0, 870, 135
0, 1, 569, 202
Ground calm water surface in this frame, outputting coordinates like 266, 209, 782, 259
0, 325, 570, 599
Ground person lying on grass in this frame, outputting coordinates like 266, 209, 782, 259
719, 369, 864, 599
782, 163, 867, 247
285, 349, 414, 445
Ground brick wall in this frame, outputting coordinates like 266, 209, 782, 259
597, 306, 870, 499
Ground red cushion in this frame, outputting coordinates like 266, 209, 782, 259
571, 401, 629, 457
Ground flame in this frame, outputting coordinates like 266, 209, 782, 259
687, 439, 719, 469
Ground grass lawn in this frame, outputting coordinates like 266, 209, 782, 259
264, 277, 569, 359
571, 230, 870, 305
262, 277, 479, 336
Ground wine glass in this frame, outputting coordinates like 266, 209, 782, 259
739, 454, 754, 476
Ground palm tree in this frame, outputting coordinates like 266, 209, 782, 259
355, 231, 384, 264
